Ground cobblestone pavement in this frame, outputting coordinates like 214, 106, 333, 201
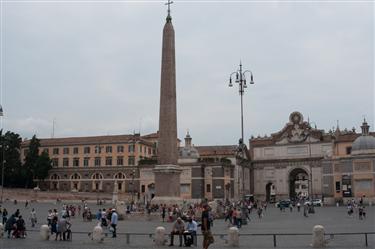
0, 202, 374, 249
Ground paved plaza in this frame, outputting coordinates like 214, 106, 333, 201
0, 202, 374, 249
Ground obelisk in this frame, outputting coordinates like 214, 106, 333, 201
152, 1, 182, 204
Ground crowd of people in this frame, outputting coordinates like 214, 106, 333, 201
166, 204, 213, 249
0, 208, 26, 238
347, 198, 367, 219
0, 195, 371, 248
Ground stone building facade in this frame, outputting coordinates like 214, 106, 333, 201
138, 132, 238, 203
21, 133, 155, 195
322, 120, 375, 204
21, 132, 238, 202
249, 112, 334, 201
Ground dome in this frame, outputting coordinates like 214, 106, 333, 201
352, 136, 375, 155
351, 119, 375, 155
179, 146, 199, 159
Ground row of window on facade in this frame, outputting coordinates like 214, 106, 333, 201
32, 144, 155, 156
51, 156, 136, 167
51, 172, 130, 180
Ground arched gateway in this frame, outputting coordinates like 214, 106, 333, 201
247, 111, 333, 201
289, 168, 309, 199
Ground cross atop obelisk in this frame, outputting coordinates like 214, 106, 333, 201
165, 0, 173, 21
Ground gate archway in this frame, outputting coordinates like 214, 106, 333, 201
289, 168, 309, 199
266, 182, 272, 202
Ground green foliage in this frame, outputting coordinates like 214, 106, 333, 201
0, 132, 52, 188
0, 130, 23, 187
23, 135, 41, 188
34, 151, 52, 182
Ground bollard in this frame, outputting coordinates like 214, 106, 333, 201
228, 227, 239, 247
40, 224, 50, 240
312, 225, 326, 248
92, 223, 104, 242
0, 222, 4, 238
154, 226, 166, 246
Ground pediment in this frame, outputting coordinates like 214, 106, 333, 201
272, 112, 323, 145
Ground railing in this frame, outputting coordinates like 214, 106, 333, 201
24, 229, 375, 247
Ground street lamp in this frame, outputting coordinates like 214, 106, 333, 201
228, 62, 254, 197
307, 119, 317, 200
307, 119, 317, 213
0, 104, 4, 204
130, 169, 136, 203
228, 62, 254, 147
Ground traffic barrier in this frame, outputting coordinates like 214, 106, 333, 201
154, 226, 166, 246
25, 228, 375, 247
91, 223, 104, 242
228, 226, 239, 247
39, 225, 49, 240
0, 222, 4, 238
312, 225, 326, 248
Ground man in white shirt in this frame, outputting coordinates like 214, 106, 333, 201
184, 217, 198, 246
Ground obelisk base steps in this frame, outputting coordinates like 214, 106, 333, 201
151, 164, 183, 205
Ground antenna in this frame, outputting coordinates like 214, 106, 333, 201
139, 117, 142, 135
51, 118, 56, 138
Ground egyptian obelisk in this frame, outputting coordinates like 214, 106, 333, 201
152, 1, 182, 204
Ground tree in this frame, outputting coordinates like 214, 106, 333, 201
34, 151, 52, 183
0, 130, 23, 187
23, 135, 40, 188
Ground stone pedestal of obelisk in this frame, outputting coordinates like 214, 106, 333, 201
152, 10, 182, 205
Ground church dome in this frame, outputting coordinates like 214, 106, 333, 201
352, 120, 375, 155
179, 131, 200, 159
179, 146, 200, 159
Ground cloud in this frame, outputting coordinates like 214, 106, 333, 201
2, 2, 374, 145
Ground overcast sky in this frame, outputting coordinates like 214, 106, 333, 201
2, 0, 374, 146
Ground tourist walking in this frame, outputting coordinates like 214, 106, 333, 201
224, 207, 233, 225
101, 209, 108, 226
303, 203, 308, 217
110, 209, 118, 238
14, 215, 26, 238
201, 204, 214, 249
2, 208, 8, 224
56, 215, 70, 241
235, 208, 242, 228
51, 216, 58, 236
162, 205, 166, 222
30, 208, 37, 227
232, 208, 237, 227
47, 209, 53, 226
5, 214, 16, 238
359, 206, 364, 220
257, 207, 263, 219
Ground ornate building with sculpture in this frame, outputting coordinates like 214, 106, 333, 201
249, 111, 333, 201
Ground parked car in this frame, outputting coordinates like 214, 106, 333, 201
275, 199, 291, 208
304, 199, 323, 207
